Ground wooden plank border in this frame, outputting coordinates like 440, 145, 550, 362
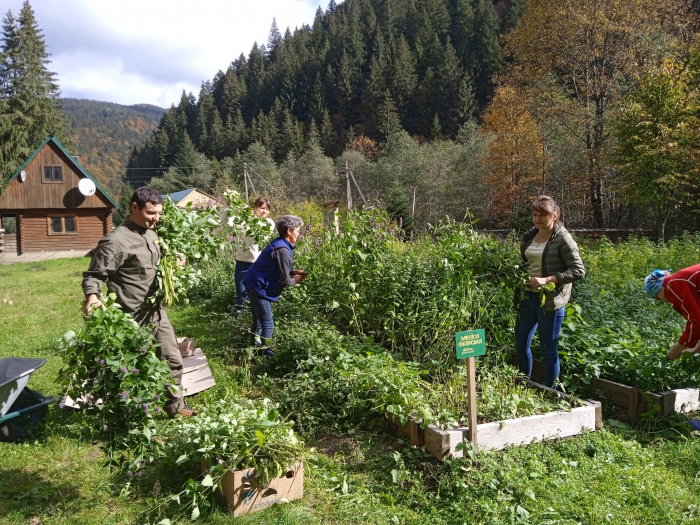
390, 379, 601, 461
422, 405, 598, 461
508, 354, 700, 422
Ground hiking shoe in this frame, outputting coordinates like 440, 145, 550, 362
177, 403, 196, 418
689, 419, 700, 432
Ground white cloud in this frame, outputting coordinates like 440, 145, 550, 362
4, 0, 325, 107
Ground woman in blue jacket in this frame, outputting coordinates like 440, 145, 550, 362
242, 215, 307, 353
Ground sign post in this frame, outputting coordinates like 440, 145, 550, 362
455, 329, 486, 451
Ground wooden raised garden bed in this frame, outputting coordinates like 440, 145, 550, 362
508, 354, 700, 423
391, 379, 602, 461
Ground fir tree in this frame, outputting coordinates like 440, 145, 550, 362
0, 1, 69, 179
117, 181, 135, 224
470, 0, 502, 107
207, 111, 226, 159
389, 35, 417, 121
436, 37, 463, 135
456, 72, 477, 123
267, 18, 283, 58
430, 113, 443, 140
318, 108, 334, 155
450, 0, 475, 69
385, 178, 414, 236
375, 90, 401, 143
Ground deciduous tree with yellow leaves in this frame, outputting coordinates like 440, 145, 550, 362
481, 85, 543, 228
505, 0, 668, 227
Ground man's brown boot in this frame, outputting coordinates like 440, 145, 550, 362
177, 402, 196, 417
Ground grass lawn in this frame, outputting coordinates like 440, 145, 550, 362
3, 257, 700, 524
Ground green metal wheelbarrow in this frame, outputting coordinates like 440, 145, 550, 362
0, 357, 56, 441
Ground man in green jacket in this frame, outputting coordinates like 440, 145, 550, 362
82, 187, 194, 418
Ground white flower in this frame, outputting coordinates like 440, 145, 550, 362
227, 217, 235, 227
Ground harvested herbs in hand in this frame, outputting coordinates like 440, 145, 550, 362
59, 294, 173, 470
152, 198, 223, 306
221, 189, 275, 249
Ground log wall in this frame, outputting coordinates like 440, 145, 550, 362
19, 208, 109, 252
2, 233, 16, 255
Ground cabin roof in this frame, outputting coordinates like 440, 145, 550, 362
7, 136, 119, 209
164, 188, 196, 203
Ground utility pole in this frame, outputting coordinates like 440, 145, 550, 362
411, 186, 416, 218
243, 163, 249, 202
410, 187, 416, 241
345, 159, 353, 210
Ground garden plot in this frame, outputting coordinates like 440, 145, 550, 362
391, 378, 601, 460
511, 354, 700, 422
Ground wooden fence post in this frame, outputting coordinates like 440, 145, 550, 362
322, 200, 340, 236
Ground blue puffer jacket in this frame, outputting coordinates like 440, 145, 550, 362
242, 237, 294, 301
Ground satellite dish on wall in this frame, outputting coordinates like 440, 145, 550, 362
78, 178, 96, 197
19, 170, 26, 182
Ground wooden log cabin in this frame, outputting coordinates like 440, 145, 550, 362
0, 136, 117, 255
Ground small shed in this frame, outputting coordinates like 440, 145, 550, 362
0, 136, 117, 255
164, 188, 216, 209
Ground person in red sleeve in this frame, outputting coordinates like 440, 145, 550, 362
645, 266, 700, 360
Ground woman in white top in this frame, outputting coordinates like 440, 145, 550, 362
233, 197, 276, 314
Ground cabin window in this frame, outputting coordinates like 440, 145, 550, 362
47, 215, 78, 235
42, 165, 63, 183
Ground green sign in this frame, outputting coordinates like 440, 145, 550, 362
456, 329, 486, 359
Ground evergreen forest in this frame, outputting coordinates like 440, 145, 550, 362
124, 0, 700, 239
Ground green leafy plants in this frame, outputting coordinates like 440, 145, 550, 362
265, 318, 434, 435
146, 399, 304, 522
58, 294, 173, 470
430, 365, 573, 429
152, 199, 223, 306
164, 398, 303, 482
221, 189, 275, 249
555, 235, 700, 392
286, 213, 521, 365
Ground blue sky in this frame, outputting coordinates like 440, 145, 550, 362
3, 0, 325, 107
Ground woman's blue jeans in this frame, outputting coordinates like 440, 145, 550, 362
514, 291, 565, 387
234, 261, 253, 313
246, 287, 274, 349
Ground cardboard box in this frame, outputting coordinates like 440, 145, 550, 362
201, 460, 303, 517
176, 337, 195, 358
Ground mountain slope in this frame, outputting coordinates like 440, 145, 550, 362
61, 98, 166, 198
127, 0, 525, 186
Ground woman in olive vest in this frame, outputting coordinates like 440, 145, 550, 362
515, 196, 585, 387
242, 215, 307, 354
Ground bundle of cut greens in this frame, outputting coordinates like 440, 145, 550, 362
146, 399, 303, 522
59, 295, 172, 470
152, 199, 223, 306
221, 189, 275, 249
163, 398, 303, 482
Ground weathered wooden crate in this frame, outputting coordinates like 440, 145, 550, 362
390, 379, 601, 461
508, 354, 700, 422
